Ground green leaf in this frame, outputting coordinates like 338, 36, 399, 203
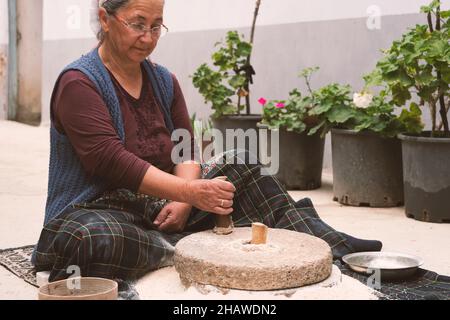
441, 68, 450, 83
308, 121, 325, 136
310, 102, 333, 115
420, 5, 432, 13
327, 106, 355, 124
410, 102, 422, 116
429, 39, 447, 57
364, 70, 383, 87
417, 85, 438, 100
416, 66, 435, 86
398, 70, 415, 86
391, 84, 412, 106
397, 103, 424, 134
420, 0, 441, 13
228, 75, 246, 88
236, 42, 252, 57
354, 122, 372, 132
299, 66, 320, 78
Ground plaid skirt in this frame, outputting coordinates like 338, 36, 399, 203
34, 149, 354, 282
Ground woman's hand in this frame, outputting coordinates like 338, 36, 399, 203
153, 202, 192, 233
185, 179, 236, 215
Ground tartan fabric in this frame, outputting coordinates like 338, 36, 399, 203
34, 149, 354, 282
334, 260, 450, 300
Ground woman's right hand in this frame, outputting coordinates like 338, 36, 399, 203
185, 179, 236, 215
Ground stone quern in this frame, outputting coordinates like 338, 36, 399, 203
174, 227, 333, 291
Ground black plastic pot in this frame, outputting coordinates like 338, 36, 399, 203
331, 129, 404, 207
212, 114, 262, 133
212, 114, 262, 154
399, 133, 450, 223
258, 124, 325, 190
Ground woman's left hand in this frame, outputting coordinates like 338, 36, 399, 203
153, 201, 192, 233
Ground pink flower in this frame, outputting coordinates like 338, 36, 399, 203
276, 102, 285, 109
258, 98, 267, 106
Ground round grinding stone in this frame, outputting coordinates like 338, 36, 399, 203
174, 227, 333, 291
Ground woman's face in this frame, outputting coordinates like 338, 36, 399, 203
101, 0, 165, 63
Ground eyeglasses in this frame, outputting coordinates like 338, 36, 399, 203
110, 14, 169, 38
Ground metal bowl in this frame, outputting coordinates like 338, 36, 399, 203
342, 252, 424, 280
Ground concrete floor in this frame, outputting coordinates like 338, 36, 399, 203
1, 120, 449, 300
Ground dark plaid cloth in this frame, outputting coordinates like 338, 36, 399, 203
334, 260, 450, 300
34, 149, 354, 282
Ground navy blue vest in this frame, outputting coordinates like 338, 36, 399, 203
43, 48, 174, 226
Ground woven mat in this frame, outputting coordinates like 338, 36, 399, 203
1, 245, 449, 300
0, 245, 37, 287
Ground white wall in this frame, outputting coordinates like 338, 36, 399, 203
164, 0, 447, 32
43, 0, 448, 40
43, 0, 93, 40
0, 0, 8, 44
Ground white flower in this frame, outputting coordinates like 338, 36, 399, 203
353, 93, 373, 109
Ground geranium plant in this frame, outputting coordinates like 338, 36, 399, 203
260, 67, 423, 138
259, 67, 363, 137
352, 91, 423, 137
192, 1, 262, 119
310, 85, 423, 138
259, 67, 321, 134
364, 0, 449, 137
192, 31, 253, 119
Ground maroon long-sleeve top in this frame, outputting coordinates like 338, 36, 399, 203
52, 65, 194, 192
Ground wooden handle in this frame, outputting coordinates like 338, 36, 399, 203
214, 177, 231, 227
251, 222, 268, 245
215, 215, 233, 228
213, 176, 234, 235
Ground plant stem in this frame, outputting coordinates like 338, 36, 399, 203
436, 1, 441, 30
436, 97, 449, 132
435, 1, 449, 136
234, 65, 241, 115
249, 0, 261, 57
430, 99, 437, 134
304, 75, 314, 97
427, 12, 434, 32
244, 0, 261, 115
439, 95, 449, 135
237, 95, 242, 115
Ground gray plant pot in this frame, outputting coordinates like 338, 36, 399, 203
399, 133, 450, 223
258, 124, 325, 190
212, 114, 262, 154
331, 128, 404, 207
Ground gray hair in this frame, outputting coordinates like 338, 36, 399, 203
90, 0, 130, 42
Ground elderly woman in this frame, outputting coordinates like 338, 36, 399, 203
32, 0, 382, 282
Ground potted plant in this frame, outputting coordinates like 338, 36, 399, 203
366, 0, 450, 221
192, 1, 262, 153
273, 63, 420, 206
323, 87, 423, 207
257, 67, 326, 190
